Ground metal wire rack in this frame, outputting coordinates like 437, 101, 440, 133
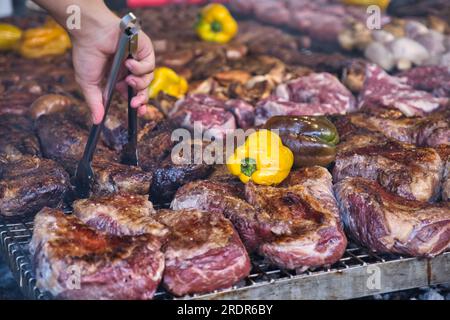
1, 214, 449, 300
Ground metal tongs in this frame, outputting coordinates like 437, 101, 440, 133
74, 13, 140, 198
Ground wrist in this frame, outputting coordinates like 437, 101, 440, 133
69, 8, 120, 44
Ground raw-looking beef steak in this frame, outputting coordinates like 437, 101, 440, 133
255, 73, 356, 125
334, 177, 450, 257
333, 134, 443, 202
358, 64, 447, 117
30, 208, 165, 299
398, 66, 450, 98
156, 209, 251, 296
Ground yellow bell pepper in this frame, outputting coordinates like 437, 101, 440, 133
227, 130, 294, 185
18, 18, 71, 59
342, 0, 390, 10
196, 3, 238, 44
0, 23, 22, 51
148, 67, 188, 99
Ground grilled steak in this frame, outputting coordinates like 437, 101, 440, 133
36, 112, 152, 195
171, 178, 260, 251
398, 66, 450, 98
138, 120, 175, 172
245, 167, 347, 269
173, 167, 347, 270
255, 73, 355, 125
169, 94, 237, 139
358, 64, 447, 117
334, 177, 450, 257
156, 209, 251, 296
0, 156, 69, 216
436, 146, 450, 201
333, 134, 443, 202
150, 140, 214, 204
0, 115, 40, 159
30, 207, 165, 299
73, 193, 168, 239
333, 112, 450, 148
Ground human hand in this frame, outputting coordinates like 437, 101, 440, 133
71, 14, 155, 124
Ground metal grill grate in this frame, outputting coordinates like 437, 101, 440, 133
1, 214, 449, 300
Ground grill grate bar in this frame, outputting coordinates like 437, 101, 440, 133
1, 214, 449, 300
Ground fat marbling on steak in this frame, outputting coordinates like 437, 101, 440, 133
73, 193, 168, 239
156, 209, 251, 296
334, 177, 450, 257
358, 64, 447, 117
172, 167, 347, 270
254, 72, 356, 125
333, 134, 443, 202
30, 207, 165, 299
0, 156, 69, 216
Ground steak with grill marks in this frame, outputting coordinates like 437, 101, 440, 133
156, 209, 251, 296
30, 207, 165, 299
334, 177, 450, 257
172, 167, 347, 269
73, 193, 168, 240
0, 156, 69, 216
333, 134, 443, 202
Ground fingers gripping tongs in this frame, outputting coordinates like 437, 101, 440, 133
74, 13, 140, 199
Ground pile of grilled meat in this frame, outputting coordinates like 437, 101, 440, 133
0, 6, 449, 300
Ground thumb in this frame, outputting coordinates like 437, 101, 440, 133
80, 83, 104, 124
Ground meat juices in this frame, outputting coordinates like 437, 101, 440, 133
0, 156, 70, 216
333, 134, 444, 202
156, 209, 251, 296
172, 167, 347, 270
334, 177, 450, 257
254, 73, 356, 125
30, 208, 165, 300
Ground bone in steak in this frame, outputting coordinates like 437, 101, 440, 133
0, 156, 69, 216
156, 209, 251, 296
30, 207, 165, 299
358, 64, 447, 117
254, 73, 356, 125
334, 177, 450, 257
333, 134, 443, 202
172, 167, 347, 270
0, 115, 40, 159
73, 193, 168, 240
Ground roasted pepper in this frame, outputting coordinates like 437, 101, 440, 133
342, 0, 390, 10
18, 18, 71, 59
0, 23, 22, 51
148, 67, 188, 99
196, 3, 238, 44
227, 130, 294, 185
264, 116, 339, 168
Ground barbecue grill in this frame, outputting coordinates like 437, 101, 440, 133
1, 214, 448, 300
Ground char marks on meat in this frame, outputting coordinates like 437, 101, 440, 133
172, 167, 347, 269
73, 193, 168, 239
333, 134, 443, 202
358, 64, 447, 117
30, 207, 165, 299
0, 156, 69, 216
255, 73, 355, 125
334, 177, 450, 257
156, 209, 251, 296
0, 115, 41, 159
